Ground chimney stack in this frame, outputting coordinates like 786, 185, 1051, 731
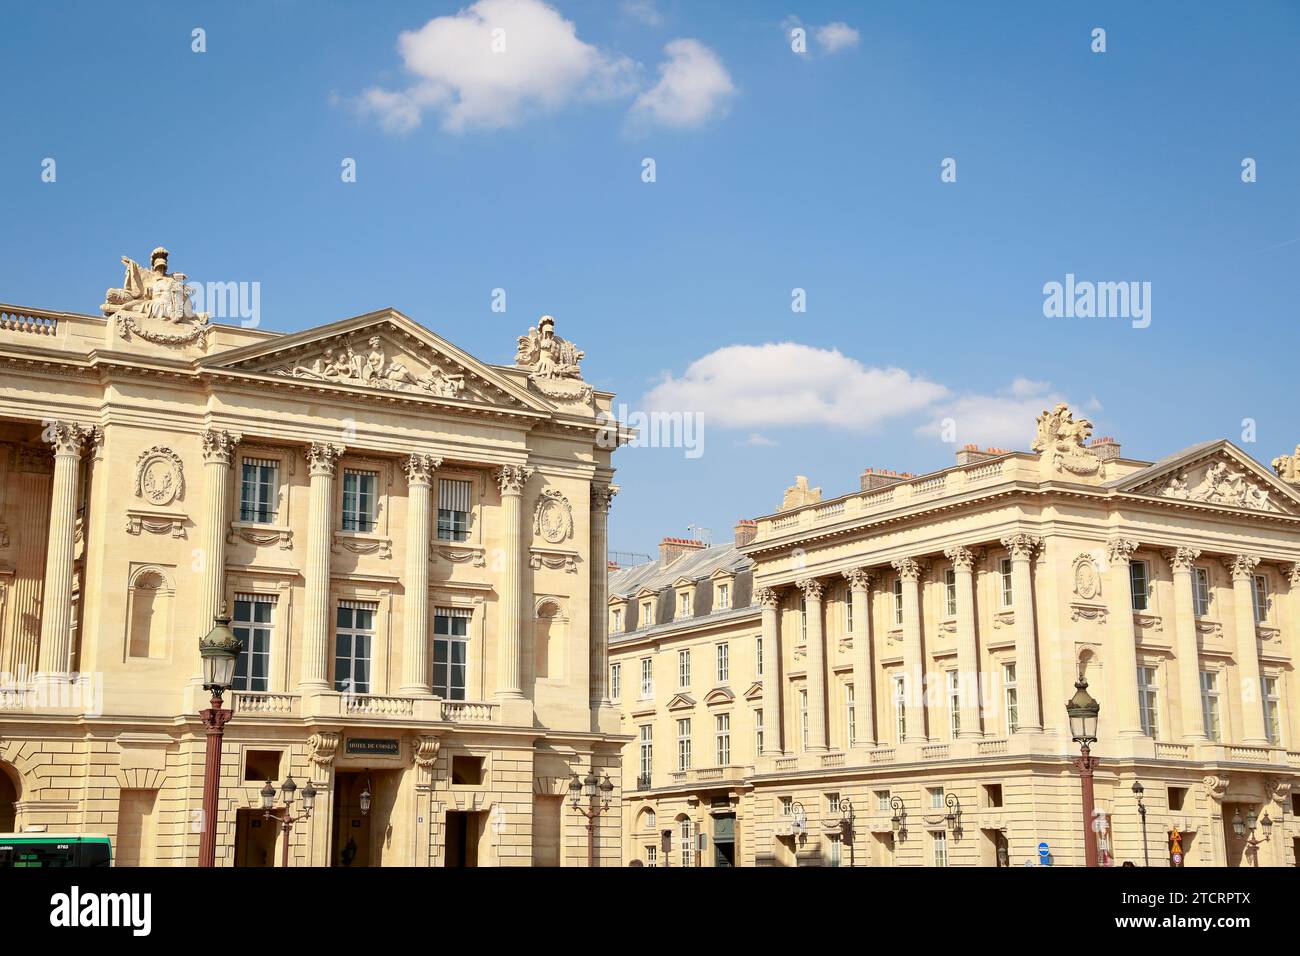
955, 445, 1013, 466
859, 467, 913, 492
734, 519, 758, 548
1089, 436, 1121, 461
659, 536, 706, 568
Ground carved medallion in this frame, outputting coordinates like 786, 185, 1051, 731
533, 490, 574, 543
1072, 553, 1102, 600
134, 446, 184, 506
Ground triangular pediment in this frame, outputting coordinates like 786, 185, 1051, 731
742, 681, 764, 701
200, 309, 550, 413
666, 692, 696, 712
1116, 441, 1300, 515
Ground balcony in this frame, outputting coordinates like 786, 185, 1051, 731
635, 773, 652, 790
438, 700, 498, 724
230, 692, 300, 717
228, 691, 500, 725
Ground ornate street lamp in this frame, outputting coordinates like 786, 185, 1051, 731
1132, 780, 1149, 867
838, 798, 855, 867
261, 774, 318, 868
944, 792, 963, 838
1231, 807, 1272, 867
1066, 675, 1101, 868
568, 768, 615, 867
890, 795, 908, 842
197, 608, 242, 868
359, 776, 372, 817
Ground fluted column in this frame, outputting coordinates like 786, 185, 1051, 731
1105, 537, 1143, 736
198, 429, 240, 638
1001, 534, 1043, 733
399, 454, 440, 695
494, 464, 533, 699
945, 546, 982, 738
1165, 547, 1206, 740
756, 587, 783, 755
301, 442, 344, 691
37, 422, 89, 676
843, 568, 874, 746
891, 557, 926, 743
589, 484, 617, 707
796, 578, 828, 751
5, 448, 53, 678
1226, 554, 1268, 745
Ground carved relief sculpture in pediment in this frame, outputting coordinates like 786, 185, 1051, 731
104, 247, 212, 347
533, 489, 574, 543
514, 314, 593, 406
134, 446, 184, 506
1152, 456, 1277, 512
1032, 403, 1101, 477
281, 334, 466, 398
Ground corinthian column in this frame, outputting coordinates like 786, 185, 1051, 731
843, 568, 874, 746
6, 447, 53, 678
945, 546, 982, 738
399, 454, 440, 696
1226, 554, 1268, 745
796, 578, 828, 751
756, 587, 783, 755
1165, 547, 1206, 740
1001, 534, 1043, 733
198, 429, 240, 637
589, 484, 617, 708
891, 557, 926, 743
37, 422, 90, 676
494, 463, 533, 699
1105, 537, 1142, 736
301, 442, 344, 692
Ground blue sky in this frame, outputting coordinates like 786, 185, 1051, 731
2, 1, 1298, 555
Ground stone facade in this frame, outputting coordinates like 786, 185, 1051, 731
611, 420, 1300, 867
0, 249, 624, 866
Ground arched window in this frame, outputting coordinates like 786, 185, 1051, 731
126, 567, 175, 659
639, 807, 656, 831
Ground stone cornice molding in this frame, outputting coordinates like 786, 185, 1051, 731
307, 442, 346, 478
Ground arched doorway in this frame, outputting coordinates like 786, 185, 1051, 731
0, 762, 19, 832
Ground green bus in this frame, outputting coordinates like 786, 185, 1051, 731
0, 833, 112, 867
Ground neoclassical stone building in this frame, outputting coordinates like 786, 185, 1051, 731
0, 247, 624, 866
612, 408, 1300, 867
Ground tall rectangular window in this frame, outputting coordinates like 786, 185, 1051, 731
645, 845, 658, 867
999, 558, 1014, 607
947, 670, 961, 739
1193, 568, 1212, 617
932, 830, 949, 868
715, 713, 730, 765
231, 593, 274, 692
893, 577, 904, 625
944, 568, 957, 617
800, 594, 808, 641
1201, 671, 1221, 742
437, 478, 472, 541
679, 818, 695, 867
845, 683, 856, 743
1003, 662, 1019, 735
754, 709, 764, 754
676, 718, 692, 771
640, 657, 653, 698
341, 470, 377, 532
1137, 665, 1159, 737
716, 582, 730, 609
610, 663, 621, 701
893, 675, 906, 742
1129, 560, 1150, 612
799, 689, 809, 750
1252, 575, 1269, 623
1263, 676, 1282, 744
716, 643, 729, 684
334, 601, 375, 694
239, 459, 278, 524
828, 833, 842, 868
612, 608, 622, 633
639, 725, 653, 780
845, 591, 854, 632
678, 649, 691, 689
433, 606, 471, 700
640, 600, 653, 626
755, 636, 764, 677
678, 592, 691, 618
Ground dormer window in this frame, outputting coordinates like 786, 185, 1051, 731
716, 582, 730, 609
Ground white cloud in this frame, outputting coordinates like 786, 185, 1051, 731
643, 342, 949, 430
621, 0, 663, 26
917, 378, 1076, 448
814, 21, 860, 53
628, 39, 736, 129
739, 433, 778, 447
356, 0, 638, 133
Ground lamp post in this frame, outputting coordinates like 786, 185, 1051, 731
568, 768, 614, 867
789, 801, 808, 867
260, 774, 317, 868
1066, 674, 1101, 868
197, 608, 242, 868
889, 795, 907, 843
1132, 780, 1150, 867
838, 798, 855, 867
944, 792, 963, 839
1231, 807, 1272, 867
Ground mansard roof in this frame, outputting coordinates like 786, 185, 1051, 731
608, 543, 751, 601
